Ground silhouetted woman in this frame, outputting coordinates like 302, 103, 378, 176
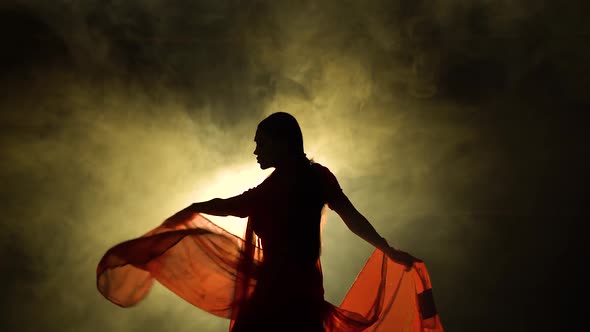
97, 112, 444, 332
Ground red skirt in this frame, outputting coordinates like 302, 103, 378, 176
96, 214, 444, 332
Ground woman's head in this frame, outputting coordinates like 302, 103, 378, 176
254, 112, 306, 169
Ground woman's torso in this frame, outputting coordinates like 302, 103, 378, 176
250, 161, 328, 267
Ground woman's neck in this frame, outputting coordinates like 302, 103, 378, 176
274, 154, 309, 172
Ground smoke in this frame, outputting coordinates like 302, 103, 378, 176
1, 1, 588, 331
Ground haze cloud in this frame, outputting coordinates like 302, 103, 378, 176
1, 1, 587, 331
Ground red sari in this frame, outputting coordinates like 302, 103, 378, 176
97, 163, 444, 331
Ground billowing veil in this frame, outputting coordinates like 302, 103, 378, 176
97, 212, 444, 332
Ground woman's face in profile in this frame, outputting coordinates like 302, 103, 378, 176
254, 129, 280, 169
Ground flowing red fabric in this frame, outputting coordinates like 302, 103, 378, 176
97, 213, 444, 331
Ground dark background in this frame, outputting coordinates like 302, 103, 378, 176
1, 1, 588, 331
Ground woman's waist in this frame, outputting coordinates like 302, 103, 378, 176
260, 254, 319, 272
261, 249, 320, 268
254, 260, 324, 298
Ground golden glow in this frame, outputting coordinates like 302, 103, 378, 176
192, 164, 273, 237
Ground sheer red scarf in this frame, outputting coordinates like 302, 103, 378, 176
97, 213, 444, 331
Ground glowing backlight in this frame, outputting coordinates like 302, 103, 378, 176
193, 164, 272, 237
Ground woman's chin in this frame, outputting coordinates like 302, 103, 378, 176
258, 162, 271, 170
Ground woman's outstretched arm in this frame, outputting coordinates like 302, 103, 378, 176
162, 196, 250, 227
330, 193, 420, 268
330, 194, 389, 250
188, 197, 247, 217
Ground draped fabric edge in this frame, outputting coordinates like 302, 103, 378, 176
96, 213, 444, 332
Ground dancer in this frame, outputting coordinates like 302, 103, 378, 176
97, 112, 444, 332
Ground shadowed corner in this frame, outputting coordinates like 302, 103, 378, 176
0, 6, 72, 79
0, 232, 46, 331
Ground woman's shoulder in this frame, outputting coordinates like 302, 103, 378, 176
310, 162, 339, 184
310, 161, 328, 171
309, 162, 343, 203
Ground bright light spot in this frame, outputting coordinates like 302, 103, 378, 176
191, 164, 273, 237
186, 154, 335, 238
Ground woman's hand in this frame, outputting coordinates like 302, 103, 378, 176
162, 204, 196, 228
383, 246, 422, 270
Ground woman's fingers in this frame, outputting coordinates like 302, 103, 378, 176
384, 247, 421, 269
162, 206, 194, 228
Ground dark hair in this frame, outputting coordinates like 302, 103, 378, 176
257, 112, 305, 157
